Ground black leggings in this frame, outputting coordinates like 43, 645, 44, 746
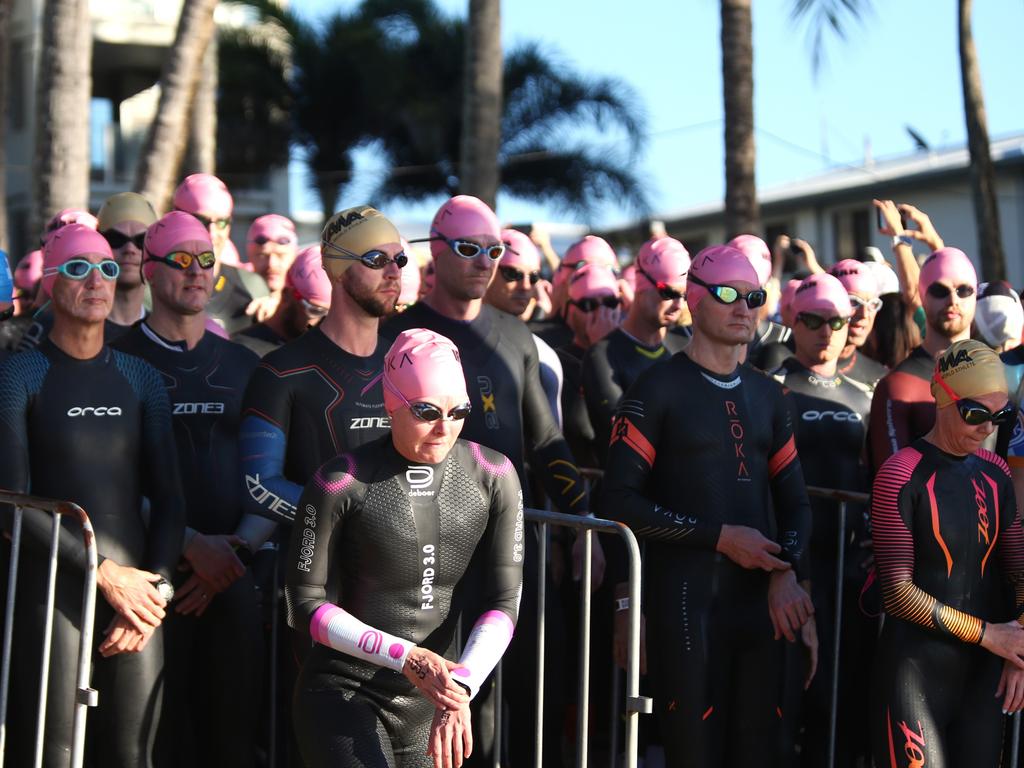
870, 621, 1005, 768
293, 650, 435, 768
647, 590, 785, 768
8, 574, 164, 768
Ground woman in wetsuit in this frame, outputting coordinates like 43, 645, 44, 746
285, 328, 524, 768
871, 338, 1024, 767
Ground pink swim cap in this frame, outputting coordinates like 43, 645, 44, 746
398, 239, 421, 306
15, 250, 44, 291
686, 245, 760, 313
635, 237, 690, 289
568, 263, 619, 303
792, 273, 853, 317
42, 224, 113, 296
246, 214, 297, 261
173, 173, 234, 219
500, 229, 541, 271
555, 235, 617, 291
143, 211, 214, 280
726, 234, 771, 287
430, 196, 501, 260
830, 259, 878, 299
918, 247, 977, 299
42, 209, 98, 244
382, 328, 469, 414
287, 246, 332, 307
779, 278, 802, 325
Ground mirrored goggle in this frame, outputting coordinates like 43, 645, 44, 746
688, 273, 766, 308
192, 214, 231, 231
102, 230, 146, 250
498, 265, 541, 284
956, 399, 1015, 426
322, 241, 408, 270
637, 264, 684, 300
848, 294, 883, 313
926, 283, 975, 300
409, 401, 473, 423
572, 295, 621, 313
252, 235, 294, 246
147, 250, 217, 270
45, 258, 120, 281
797, 313, 850, 331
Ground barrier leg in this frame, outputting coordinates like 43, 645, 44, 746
0, 506, 22, 768
827, 501, 847, 768
1011, 711, 1020, 766
70, 515, 98, 768
493, 660, 503, 768
609, 665, 621, 768
534, 522, 547, 768
576, 530, 592, 768
269, 544, 279, 768
33, 515, 61, 768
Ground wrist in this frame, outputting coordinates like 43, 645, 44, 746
891, 235, 913, 248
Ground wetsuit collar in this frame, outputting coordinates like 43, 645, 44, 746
140, 321, 189, 353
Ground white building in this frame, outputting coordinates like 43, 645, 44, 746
599, 134, 1024, 286
4, 0, 289, 258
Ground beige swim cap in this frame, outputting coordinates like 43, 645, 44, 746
930, 339, 1007, 408
97, 192, 158, 231
320, 206, 401, 279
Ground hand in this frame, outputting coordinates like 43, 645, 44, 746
801, 616, 819, 690
997, 659, 1024, 714
897, 203, 945, 251
96, 559, 166, 633
981, 621, 1024, 669
174, 573, 217, 617
402, 647, 471, 710
617, 279, 635, 313
790, 238, 821, 273
245, 294, 280, 322
612, 586, 647, 674
183, 534, 247, 592
872, 199, 905, 237
534, 280, 554, 317
572, 530, 606, 591
772, 234, 791, 264
99, 614, 154, 657
585, 305, 621, 344
427, 706, 473, 768
716, 525, 790, 571
768, 570, 814, 643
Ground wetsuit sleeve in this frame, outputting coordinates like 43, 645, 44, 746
581, 344, 620, 464
522, 335, 589, 514
601, 376, 722, 548
284, 458, 414, 672
451, 455, 525, 698
135, 360, 187, 580
868, 374, 909, 473
980, 450, 1024, 620
768, 386, 811, 578
871, 451, 985, 644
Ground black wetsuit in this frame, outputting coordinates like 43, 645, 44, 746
747, 319, 792, 370
112, 323, 262, 768
771, 358, 873, 767
285, 437, 524, 768
384, 301, 587, 767
581, 328, 688, 466
233, 321, 287, 358
15, 309, 134, 352
870, 443, 1023, 768
836, 347, 888, 395
555, 341, 599, 470
602, 351, 811, 768
0, 340, 185, 768
205, 264, 267, 336
756, 338, 796, 373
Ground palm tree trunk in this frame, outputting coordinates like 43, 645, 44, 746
459, 0, 502, 208
0, 0, 12, 251
31, 0, 92, 237
185, 34, 218, 175
721, 0, 760, 239
134, 0, 218, 213
958, 0, 1005, 280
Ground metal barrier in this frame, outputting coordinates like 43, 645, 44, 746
0, 491, 99, 768
491, 507, 650, 768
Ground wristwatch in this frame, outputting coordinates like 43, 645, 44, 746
155, 577, 175, 603
892, 235, 914, 248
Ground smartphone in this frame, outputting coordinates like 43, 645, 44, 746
876, 207, 908, 233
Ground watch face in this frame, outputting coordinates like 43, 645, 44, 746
156, 579, 175, 602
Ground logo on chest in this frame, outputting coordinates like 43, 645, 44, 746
478, 376, 499, 429
724, 400, 750, 481
67, 406, 122, 417
406, 466, 436, 497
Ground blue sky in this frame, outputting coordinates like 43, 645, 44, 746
289, 0, 1024, 230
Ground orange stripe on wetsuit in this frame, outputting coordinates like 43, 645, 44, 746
767, 435, 797, 479
610, 415, 656, 468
